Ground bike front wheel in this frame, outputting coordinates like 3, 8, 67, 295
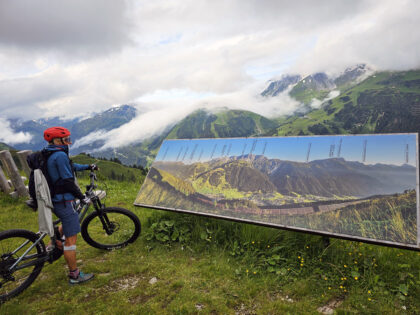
81, 207, 141, 250
0, 229, 46, 303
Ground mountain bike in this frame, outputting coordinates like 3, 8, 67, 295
0, 170, 141, 303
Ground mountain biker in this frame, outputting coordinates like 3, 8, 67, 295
43, 126, 95, 285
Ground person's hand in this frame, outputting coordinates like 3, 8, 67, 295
81, 196, 91, 205
89, 164, 99, 171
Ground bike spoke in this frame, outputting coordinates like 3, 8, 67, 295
82, 208, 140, 249
0, 232, 44, 302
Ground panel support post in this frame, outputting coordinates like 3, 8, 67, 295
17, 150, 32, 178
0, 150, 28, 197
322, 236, 330, 248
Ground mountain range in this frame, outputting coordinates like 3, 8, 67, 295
261, 64, 371, 104
7, 105, 136, 153
3, 65, 420, 168
153, 156, 416, 199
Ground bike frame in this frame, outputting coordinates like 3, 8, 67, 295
6, 170, 106, 274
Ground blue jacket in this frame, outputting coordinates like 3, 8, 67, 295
45, 145, 90, 202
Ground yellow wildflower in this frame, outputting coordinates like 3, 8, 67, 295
354, 276, 358, 280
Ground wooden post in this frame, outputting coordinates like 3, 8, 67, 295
0, 166, 11, 193
0, 151, 12, 176
0, 150, 28, 197
17, 150, 33, 178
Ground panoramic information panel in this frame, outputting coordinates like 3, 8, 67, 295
135, 134, 420, 250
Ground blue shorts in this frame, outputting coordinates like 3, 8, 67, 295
53, 201, 80, 237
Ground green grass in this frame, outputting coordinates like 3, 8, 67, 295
290, 86, 331, 105
72, 154, 146, 183
1, 174, 420, 313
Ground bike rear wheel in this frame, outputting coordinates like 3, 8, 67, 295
0, 229, 46, 303
81, 207, 141, 250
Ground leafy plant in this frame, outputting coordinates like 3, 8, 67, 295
145, 219, 191, 245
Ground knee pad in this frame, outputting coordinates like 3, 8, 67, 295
63, 245, 76, 251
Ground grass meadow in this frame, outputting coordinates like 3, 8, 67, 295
1, 174, 420, 314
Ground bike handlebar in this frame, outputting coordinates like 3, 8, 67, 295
89, 169, 97, 187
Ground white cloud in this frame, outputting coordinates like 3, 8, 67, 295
310, 90, 341, 109
0, 0, 132, 59
291, 0, 420, 75
0, 118, 32, 144
72, 86, 301, 149
0, 0, 419, 147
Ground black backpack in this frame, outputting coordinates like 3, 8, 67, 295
26, 150, 55, 210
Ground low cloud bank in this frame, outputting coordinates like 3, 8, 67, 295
0, 118, 32, 144
73, 86, 301, 151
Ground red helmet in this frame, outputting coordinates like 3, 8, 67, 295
44, 127, 71, 142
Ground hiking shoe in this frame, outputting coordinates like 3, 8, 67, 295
69, 271, 94, 285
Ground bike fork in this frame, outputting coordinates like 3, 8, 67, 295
98, 212, 113, 235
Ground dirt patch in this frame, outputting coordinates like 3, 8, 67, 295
317, 298, 344, 314
235, 303, 259, 315
103, 275, 143, 292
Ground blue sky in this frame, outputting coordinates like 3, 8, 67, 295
156, 134, 418, 167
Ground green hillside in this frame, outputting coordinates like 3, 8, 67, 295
71, 153, 146, 183
0, 142, 14, 151
96, 130, 171, 168
289, 80, 331, 105
167, 109, 279, 139
275, 70, 420, 136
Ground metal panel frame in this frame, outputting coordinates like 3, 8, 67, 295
134, 133, 420, 251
